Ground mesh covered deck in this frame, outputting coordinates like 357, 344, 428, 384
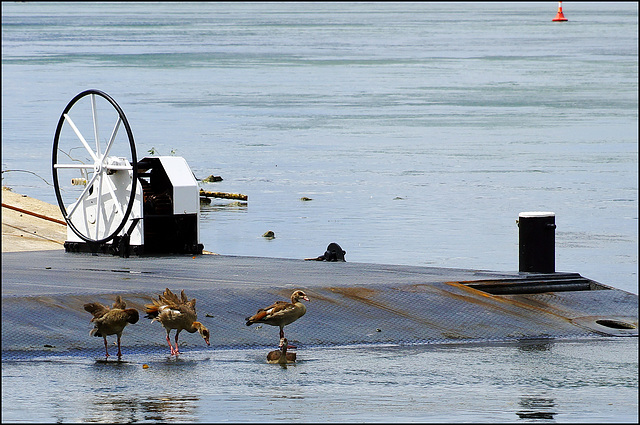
2, 251, 637, 359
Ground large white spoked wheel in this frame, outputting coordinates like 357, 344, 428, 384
52, 89, 138, 245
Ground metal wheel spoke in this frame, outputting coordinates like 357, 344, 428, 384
66, 171, 100, 219
95, 172, 103, 240
102, 117, 122, 159
91, 93, 100, 157
53, 164, 94, 169
104, 174, 126, 218
64, 114, 99, 163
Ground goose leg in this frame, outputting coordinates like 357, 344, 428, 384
279, 326, 285, 339
174, 330, 181, 355
103, 336, 110, 358
166, 332, 176, 356
116, 334, 122, 358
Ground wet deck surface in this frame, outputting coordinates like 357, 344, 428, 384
2, 250, 637, 357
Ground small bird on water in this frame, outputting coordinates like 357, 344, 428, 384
84, 295, 139, 359
267, 338, 297, 364
144, 288, 210, 355
245, 289, 310, 340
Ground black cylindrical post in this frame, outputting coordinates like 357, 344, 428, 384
518, 212, 556, 273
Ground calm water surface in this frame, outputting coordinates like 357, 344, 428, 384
1, 2, 638, 423
2, 2, 637, 294
2, 339, 638, 423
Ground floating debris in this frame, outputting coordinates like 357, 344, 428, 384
227, 201, 247, 207
300, 197, 313, 201
262, 230, 275, 239
200, 189, 247, 201
202, 175, 223, 183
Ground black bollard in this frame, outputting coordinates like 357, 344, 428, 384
518, 212, 556, 273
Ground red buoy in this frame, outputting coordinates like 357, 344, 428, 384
552, 1, 568, 22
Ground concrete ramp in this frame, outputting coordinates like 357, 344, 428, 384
2, 251, 637, 359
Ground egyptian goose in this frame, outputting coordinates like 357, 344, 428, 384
144, 288, 210, 355
84, 295, 139, 359
245, 290, 309, 339
267, 338, 297, 364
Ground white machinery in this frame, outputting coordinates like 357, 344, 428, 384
51, 89, 203, 256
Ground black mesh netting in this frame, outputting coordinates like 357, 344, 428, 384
3, 252, 637, 360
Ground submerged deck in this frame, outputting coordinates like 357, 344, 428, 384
2, 250, 637, 358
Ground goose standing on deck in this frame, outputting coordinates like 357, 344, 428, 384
145, 288, 210, 355
245, 290, 310, 340
84, 295, 139, 359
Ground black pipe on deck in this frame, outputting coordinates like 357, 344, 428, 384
518, 212, 556, 273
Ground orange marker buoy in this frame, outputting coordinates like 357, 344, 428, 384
552, 1, 568, 22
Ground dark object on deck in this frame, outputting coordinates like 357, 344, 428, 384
518, 212, 555, 273
305, 242, 346, 262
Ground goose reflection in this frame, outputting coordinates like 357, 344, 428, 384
516, 396, 556, 420
84, 394, 199, 423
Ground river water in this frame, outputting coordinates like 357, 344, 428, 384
2, 339, 638, 423
1, 2, 638, 423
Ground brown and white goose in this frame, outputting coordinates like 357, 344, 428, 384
245, 290, 309, 340
144, 288, 210, 355
267, 338, 297, 364
84, 295, 139, 359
